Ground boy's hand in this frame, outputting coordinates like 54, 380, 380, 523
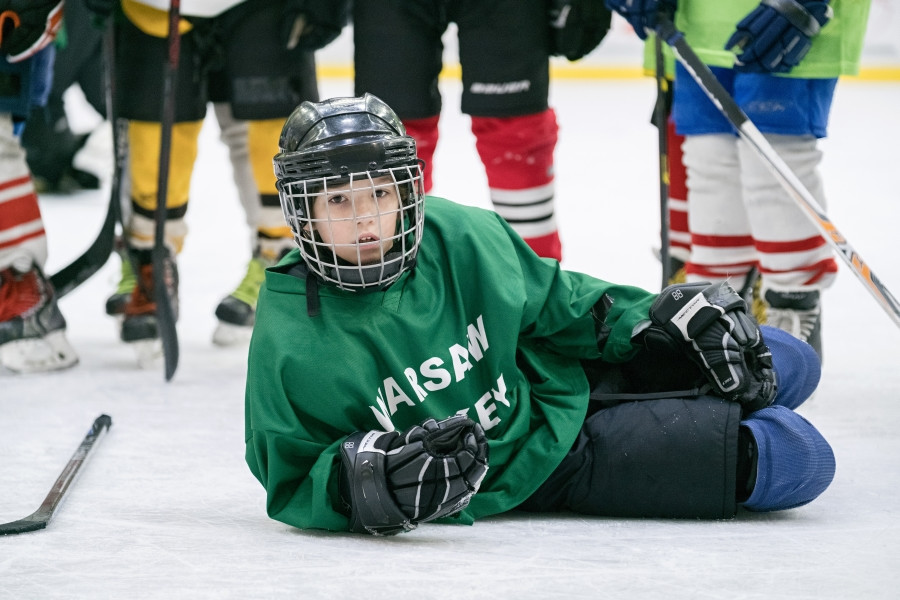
339, 415, 489, 535
639, 281, 777, 412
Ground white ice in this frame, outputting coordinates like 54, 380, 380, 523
2, 71, 900, 599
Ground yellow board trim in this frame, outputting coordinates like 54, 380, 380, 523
316, 63, 900, 82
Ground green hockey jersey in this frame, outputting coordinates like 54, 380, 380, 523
245, 196, 656, 531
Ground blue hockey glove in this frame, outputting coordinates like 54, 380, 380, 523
282, 0, 350, 52
637, 281, 777, 413
725, 0, 832, 73
603, 0, 677, 40
0, 0, 63, 63
339, 415, 489, 536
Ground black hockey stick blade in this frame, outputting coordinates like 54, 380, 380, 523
655, 17, 900, 330
155, 0, 182, 381
49, 198, 116, 298
0, 415, 112, 535
49, 26, 122, 298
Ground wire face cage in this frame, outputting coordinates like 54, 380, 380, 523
279, 164, 425, 291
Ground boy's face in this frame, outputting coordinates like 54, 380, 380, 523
308, 175, 402, 266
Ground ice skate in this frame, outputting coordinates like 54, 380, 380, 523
212, 255, 267, 346
120, 250, 178, 367
106, 250, 136, 317
0, 264, 78, 373
763, 289, 822, 360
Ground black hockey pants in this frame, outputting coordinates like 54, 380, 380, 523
519, 393, 742, 519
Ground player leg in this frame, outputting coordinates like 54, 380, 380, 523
457, 0, 561, 260
734, 74, 840, 359
674, 66, 757, 286
210, 0, 320, 345
520, 322, 829, 517
111, 5, 208, 352
666, 118, 691, 281
0, 50, 78, 373
353, 0, 444, 193
520, 392, 833, 518
21, 0, 106, 193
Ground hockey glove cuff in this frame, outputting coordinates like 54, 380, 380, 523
725, 0, 832, 73
637, 281, 777, 413
548, 0, 613, 62
339, 415, 489, 536
603, 0, 677, 40
282, 0, 349, 51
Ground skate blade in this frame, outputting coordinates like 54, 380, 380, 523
0, 330, 79, 374
129, 339, 163, 369
212, 321, 253, 347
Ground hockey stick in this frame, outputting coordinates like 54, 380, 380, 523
0, 415, 112, 535
653, 33, 671, 289
154, 0, 182, 381
48, 28, 121, 298
655, 17, 900, 330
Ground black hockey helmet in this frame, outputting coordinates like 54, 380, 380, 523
274, 94, 425, 292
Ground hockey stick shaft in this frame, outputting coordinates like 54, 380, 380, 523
155, 0, 182, 381
655, 17, 900, 329
48, 28, 120, 298
653, 33, 671, 289
0, 415, 112, 535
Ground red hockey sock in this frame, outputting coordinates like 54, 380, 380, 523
523, 231, 562, 261
402, 115, 440, 193
471, 109, 562, 261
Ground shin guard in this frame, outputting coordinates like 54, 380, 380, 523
471, 110, 561, 260
667, 119, 691, 266
682, 134, 756, 284
0, 115, 48, 270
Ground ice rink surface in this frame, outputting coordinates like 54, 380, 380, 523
2, 74, 900, 599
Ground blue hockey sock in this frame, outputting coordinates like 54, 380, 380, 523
760, 325, 821, 410
741, 405, 835, 512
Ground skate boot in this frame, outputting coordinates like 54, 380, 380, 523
212, 255, 268, 346
106, 252, 137, 317
120, 249, 179, 367
0, 264, 78, 373
763, 289, 822, 360
736, 268, 767, 325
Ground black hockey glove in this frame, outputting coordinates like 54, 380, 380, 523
339, 415, 489, 536
282, 0, 350, 52
0, 0, 63, 63
725, 0, 832, 74
603, 0, 677, 40
548, 0, 613, 62
636, 281, 776, 412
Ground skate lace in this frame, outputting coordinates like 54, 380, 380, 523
0, 268, 44, 322
765, 306, 821, 342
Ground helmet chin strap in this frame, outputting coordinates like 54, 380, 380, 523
325, 249, 412, 290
